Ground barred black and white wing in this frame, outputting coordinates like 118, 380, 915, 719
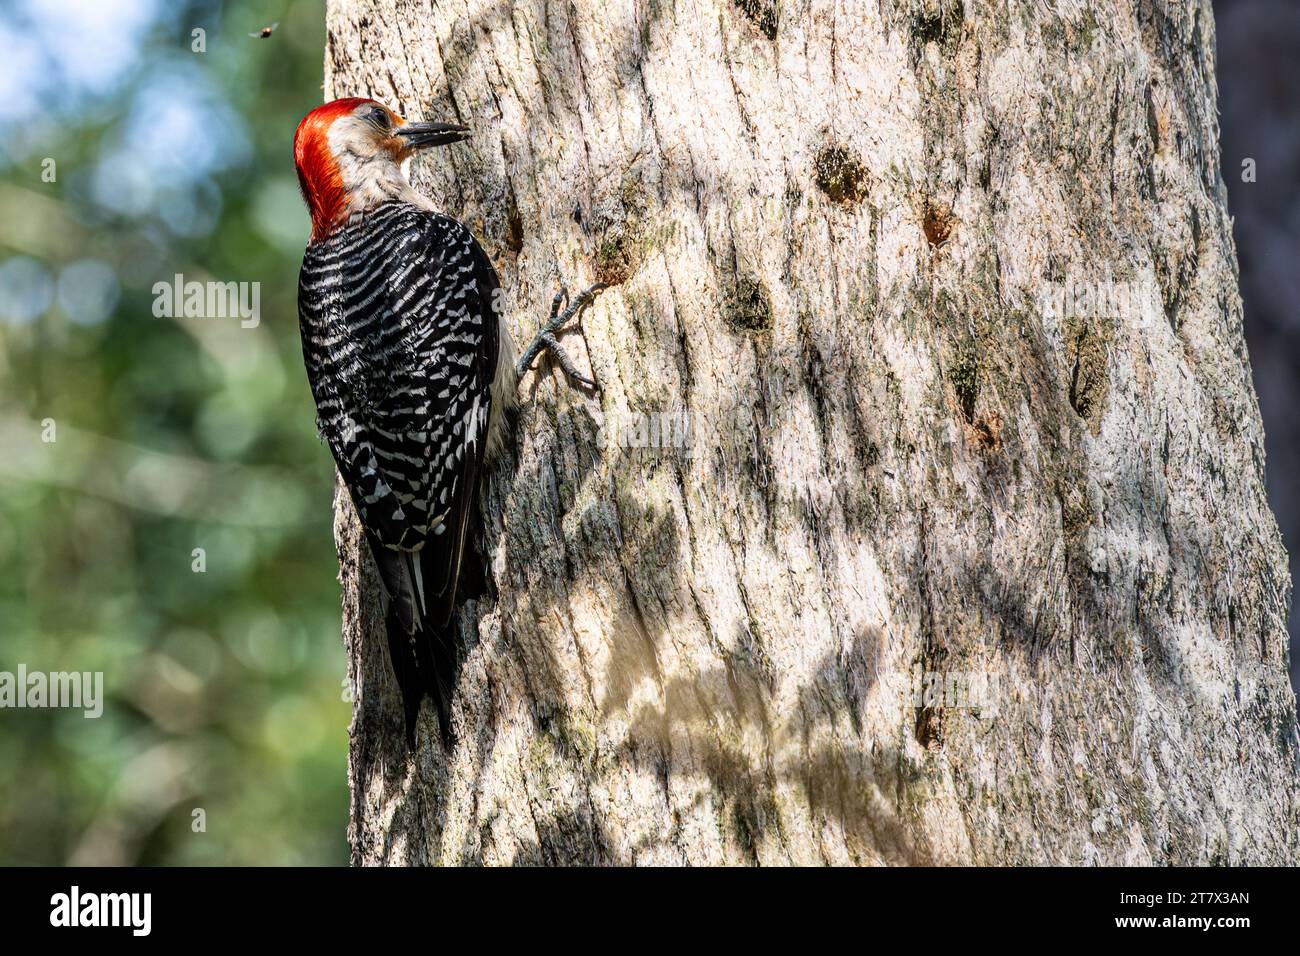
298, 200, 500, 745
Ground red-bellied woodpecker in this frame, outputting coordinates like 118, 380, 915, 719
293, 97, 602, 748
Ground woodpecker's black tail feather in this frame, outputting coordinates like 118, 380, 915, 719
366, 536, 459, 750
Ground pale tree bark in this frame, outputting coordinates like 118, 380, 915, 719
324, 0, 1299, 864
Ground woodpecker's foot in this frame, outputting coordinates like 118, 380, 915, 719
516, 283, 606, 388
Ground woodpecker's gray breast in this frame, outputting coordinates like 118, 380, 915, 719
297, 200, 500, 556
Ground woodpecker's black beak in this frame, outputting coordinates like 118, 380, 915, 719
396, 121, 470, 149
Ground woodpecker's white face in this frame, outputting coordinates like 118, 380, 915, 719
295, 98, 469, 242
327, 103, 412, 211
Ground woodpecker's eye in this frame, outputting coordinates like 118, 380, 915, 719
366, 106, 390, 129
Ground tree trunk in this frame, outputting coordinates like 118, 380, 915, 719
324, 0, 1299, 865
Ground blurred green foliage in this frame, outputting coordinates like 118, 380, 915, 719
0, 0, 349, 864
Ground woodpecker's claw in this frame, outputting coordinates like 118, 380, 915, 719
515, 282, 606, 388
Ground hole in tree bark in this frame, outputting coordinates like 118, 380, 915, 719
595, 232, 636, 286
923, 202, 955, 247
813, 144, 869, 205
734, 0, 777, 40
505, 196, 524, 254
722, 273, 772, 333
915, 704, 944, 751
1066, 323, 1111, 433
909, 0, 962, 52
